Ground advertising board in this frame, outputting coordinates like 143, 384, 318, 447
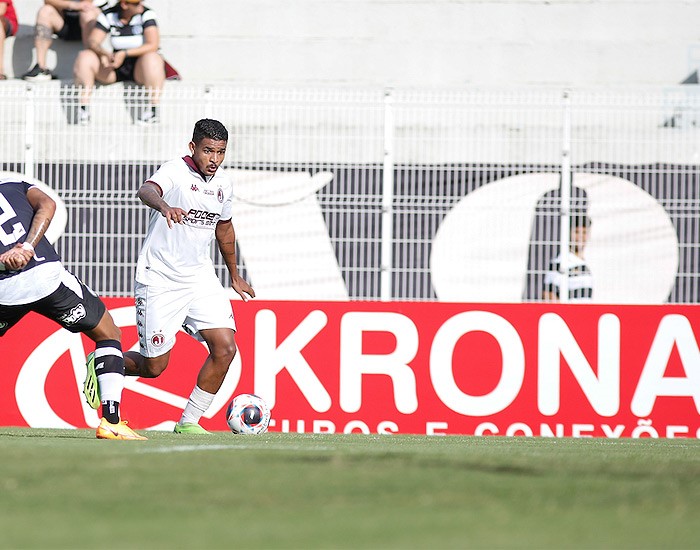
2, 299, 698, 438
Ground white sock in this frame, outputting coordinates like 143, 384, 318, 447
97, 372, 125, 403
179, 385, 216, 426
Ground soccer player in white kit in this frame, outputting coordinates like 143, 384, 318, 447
124, 119, 255, 434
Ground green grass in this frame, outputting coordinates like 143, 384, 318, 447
0, 429, 698, 549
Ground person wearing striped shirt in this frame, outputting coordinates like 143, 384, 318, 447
542, 214, 593, 303
72, 0, 164, 125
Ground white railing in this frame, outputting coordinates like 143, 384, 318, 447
1, 82, 699, 303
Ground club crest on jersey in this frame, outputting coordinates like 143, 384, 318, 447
151, 333, 165, 347
217, 188, 224, 203
58, 304, 87, 326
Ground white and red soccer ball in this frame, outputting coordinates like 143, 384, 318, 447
226, 394, 271, 435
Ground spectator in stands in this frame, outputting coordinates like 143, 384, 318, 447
73, 0, 164, 125
542, 214, 593, 302
22, 0, 109, 82
0, 0, 18, 80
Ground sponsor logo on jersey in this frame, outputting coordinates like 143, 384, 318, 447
185, 209, 221, 227
191, 184, 199, 192
58, 304, 87, 326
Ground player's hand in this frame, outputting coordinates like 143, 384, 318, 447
160, 206, 189, 228
0, 243, 34, 270
231, 275, 255, 302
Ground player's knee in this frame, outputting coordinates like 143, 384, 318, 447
212, 341, 237, 365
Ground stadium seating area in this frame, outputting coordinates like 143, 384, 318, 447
5, 0, 700, 87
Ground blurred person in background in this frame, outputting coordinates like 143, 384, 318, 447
0, 0, 17, 79
0, 177, 146, 440
73, 0, 164, 125
542, 214, 593, 302
22, 0, 111, 81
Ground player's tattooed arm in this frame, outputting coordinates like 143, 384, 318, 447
25, 188, 55, 248
137, 181, 188, 228
216, 219, 255, 302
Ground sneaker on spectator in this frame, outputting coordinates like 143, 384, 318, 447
136, 106, 159, 125
22, 64, 54, 82
78, 106, 90, 126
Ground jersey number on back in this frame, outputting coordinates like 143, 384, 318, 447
0, 194, 27, 246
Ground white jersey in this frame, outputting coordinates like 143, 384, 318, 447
135, 156, 234, 288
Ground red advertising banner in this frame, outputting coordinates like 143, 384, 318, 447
1, 299, 699, 438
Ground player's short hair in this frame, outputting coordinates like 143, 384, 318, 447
192, 119, 228, 144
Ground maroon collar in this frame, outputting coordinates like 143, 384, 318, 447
183, 156, 210, 181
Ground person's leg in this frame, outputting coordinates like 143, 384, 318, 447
83, 311, 146, 440
78, 4, 101, 47
83, 310, 123, 419
123, 349, 171, 378
134, 52, 165, 104
133, 53, 165, 123
34, 5, 64, 70
73, 49, 116, 122
176, 328, 237, 433
33, 273, 145, 439
197, 328, 237, 393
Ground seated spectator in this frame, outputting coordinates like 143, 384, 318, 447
0, 0, 18, 80
73, 0, 164, 125
542, 214, 593, 303
22, 0, 110, 82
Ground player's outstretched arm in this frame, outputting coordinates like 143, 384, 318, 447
137, 181, 188, 228
215, 219, 255, 302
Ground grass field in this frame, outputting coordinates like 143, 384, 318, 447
0, 429, 698, 549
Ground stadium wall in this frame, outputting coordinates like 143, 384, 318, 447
7, 0, 700, 86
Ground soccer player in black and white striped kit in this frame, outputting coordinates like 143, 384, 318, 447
0, 177, 146, 440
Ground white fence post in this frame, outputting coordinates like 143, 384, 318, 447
559, 89, 572, 303
23, 85, 35, 180
380, 88, 395, 301
204, 86, 213, 119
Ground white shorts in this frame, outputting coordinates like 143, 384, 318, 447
134, 280, 236, 358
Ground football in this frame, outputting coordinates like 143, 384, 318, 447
226, 394, 271, 435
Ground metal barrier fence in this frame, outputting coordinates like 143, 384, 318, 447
1, 82, 699, 303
